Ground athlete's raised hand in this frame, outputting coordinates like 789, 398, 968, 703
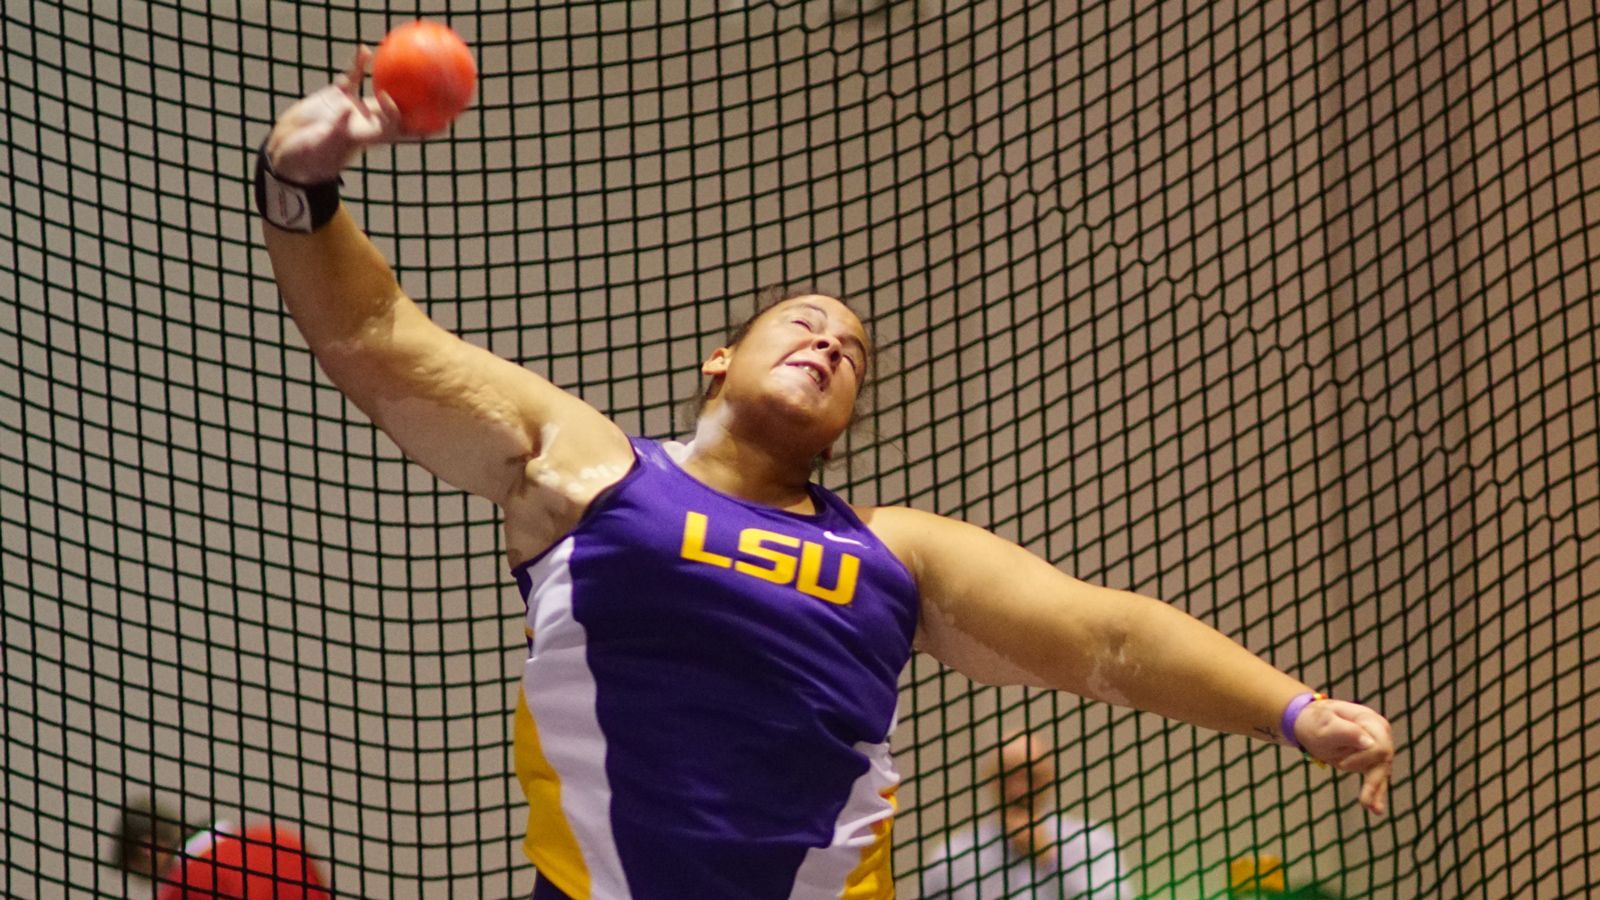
264, 47, 406, 184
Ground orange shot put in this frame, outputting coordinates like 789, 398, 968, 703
371, 20, 477, 135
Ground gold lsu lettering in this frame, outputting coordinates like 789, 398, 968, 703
678, 511, 860, 605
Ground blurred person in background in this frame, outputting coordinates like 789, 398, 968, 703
921, 733, 1131, 899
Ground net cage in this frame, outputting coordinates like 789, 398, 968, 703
3, 0, 1597, 896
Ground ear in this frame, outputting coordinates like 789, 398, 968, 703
702, 346, 732, 377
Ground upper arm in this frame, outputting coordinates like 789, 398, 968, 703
334, 300, 629, 503
264, 213, 631, 504
865, 506, 1138, 693
867, 507, 1311, 737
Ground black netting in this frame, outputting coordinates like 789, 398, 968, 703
3, 1, 1597, 896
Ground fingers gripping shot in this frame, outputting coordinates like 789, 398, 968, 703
254, 20, 473, 235
255, 37, 1397, 900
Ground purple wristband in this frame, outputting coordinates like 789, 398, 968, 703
1280, 691, 1325, 750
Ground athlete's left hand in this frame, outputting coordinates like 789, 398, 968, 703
1293, 698, 1396, 815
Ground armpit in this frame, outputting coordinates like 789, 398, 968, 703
502, 452, 632, 567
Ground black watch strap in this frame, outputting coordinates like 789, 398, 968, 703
253, 141, 341, 233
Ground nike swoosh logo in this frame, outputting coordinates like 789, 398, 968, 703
822, 530, 867, 547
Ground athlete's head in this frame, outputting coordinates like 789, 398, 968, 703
696, 286, 875, 458
995, 732, 1057, 815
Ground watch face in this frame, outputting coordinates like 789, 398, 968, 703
261, 173, 313, 232
255, 151, 340, 233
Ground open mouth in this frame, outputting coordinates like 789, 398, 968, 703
787, 362, 828, 390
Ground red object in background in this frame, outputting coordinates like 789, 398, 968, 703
156, 823, 330, 900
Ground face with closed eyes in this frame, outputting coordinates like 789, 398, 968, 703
700, 295, 871, 454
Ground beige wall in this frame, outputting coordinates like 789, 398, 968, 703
2, 0, 1596, 896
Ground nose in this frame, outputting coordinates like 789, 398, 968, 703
813, 334, 842, 365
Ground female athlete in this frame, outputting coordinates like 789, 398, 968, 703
254, 50, 1395, 900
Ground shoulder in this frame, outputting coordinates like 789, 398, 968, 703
855, 504, 1000, 581
502, 429, 638, 566
855, 503, 943, 552
853, 505, 923, 583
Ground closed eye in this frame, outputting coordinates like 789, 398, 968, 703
792, 315, 865, 374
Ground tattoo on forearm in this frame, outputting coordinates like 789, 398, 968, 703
1255, 725, 1279, 742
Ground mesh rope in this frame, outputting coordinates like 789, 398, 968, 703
3, 1, 1597, 896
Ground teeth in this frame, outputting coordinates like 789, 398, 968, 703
791, 363, 824, 387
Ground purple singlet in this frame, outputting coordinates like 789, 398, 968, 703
512, 437, 919, 899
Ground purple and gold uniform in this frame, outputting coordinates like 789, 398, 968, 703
512, 437, 919, 899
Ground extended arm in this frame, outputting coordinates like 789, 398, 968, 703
259, 50, 629, 506
867, 506, 1395, 814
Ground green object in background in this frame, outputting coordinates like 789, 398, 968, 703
3, 1, 1597, 897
